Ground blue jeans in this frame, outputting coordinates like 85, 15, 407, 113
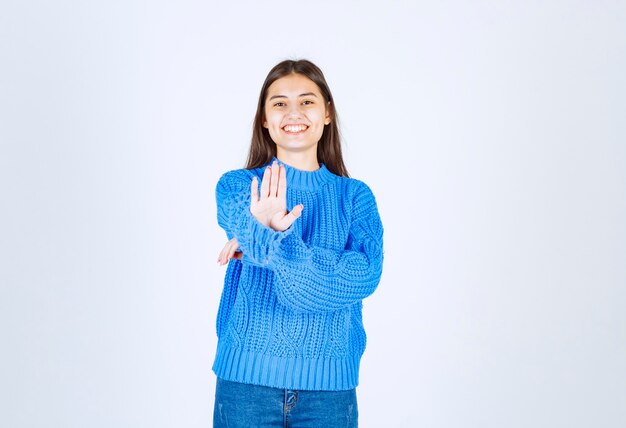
213, 377, 358, 427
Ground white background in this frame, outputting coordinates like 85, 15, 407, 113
1, 1, 625, 427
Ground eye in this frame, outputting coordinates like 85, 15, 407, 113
302, 100, 314, 105
273, 102, 286, 107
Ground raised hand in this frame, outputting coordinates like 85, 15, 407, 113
250, 160, 304, 232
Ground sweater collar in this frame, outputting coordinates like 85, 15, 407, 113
262, 156, 336, 190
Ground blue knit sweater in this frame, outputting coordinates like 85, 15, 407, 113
212, 157, 384, 391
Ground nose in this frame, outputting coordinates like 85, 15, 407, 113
287, 103, 303, 118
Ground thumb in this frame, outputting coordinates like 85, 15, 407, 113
289, 204, 304, 219
274, 204, 304, 232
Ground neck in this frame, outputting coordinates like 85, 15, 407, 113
267, 155, 335, 190
275, 149, 320, 171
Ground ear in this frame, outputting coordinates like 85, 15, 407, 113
263, 117, 268, 128
324, 102, 332, 125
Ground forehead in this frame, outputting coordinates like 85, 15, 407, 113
266, 73, 322, 98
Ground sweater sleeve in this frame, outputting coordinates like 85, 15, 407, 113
267, 182, 384, 313
215, 170, 295, 268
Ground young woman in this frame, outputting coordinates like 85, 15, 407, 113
212, 59, 384, 427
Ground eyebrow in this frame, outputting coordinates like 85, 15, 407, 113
268, 92, 319, 101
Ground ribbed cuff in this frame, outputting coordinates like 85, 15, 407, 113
233, 208, 295, 267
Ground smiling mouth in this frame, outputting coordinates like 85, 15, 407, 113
282, 124, 308, 134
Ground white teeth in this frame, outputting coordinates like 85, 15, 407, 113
284, 125, 307, 132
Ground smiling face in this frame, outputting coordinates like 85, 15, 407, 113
263, 73, 331, 160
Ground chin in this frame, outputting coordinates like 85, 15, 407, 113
275, 140, 315, 149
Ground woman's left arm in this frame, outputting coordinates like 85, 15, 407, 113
263, 182, 384, 313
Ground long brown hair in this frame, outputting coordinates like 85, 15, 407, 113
244, 59, 349, 177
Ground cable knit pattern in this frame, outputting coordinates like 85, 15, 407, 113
213, 157, 384, 391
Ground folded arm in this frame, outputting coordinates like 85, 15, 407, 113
268, 183, 384, 312
216, 171, 384, 312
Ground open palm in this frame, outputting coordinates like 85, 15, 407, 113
250, 160, 304, 232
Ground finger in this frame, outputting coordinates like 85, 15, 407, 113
218, 246, 229, 265
278, 164, 287, 202
227, 246, 237, 261
270, 160, 279, 197
218, 238, 238, 265
226, 239, 240, 259
229, 237, 240, 250
260, 166, 271, 199
250, 176, 258, 203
